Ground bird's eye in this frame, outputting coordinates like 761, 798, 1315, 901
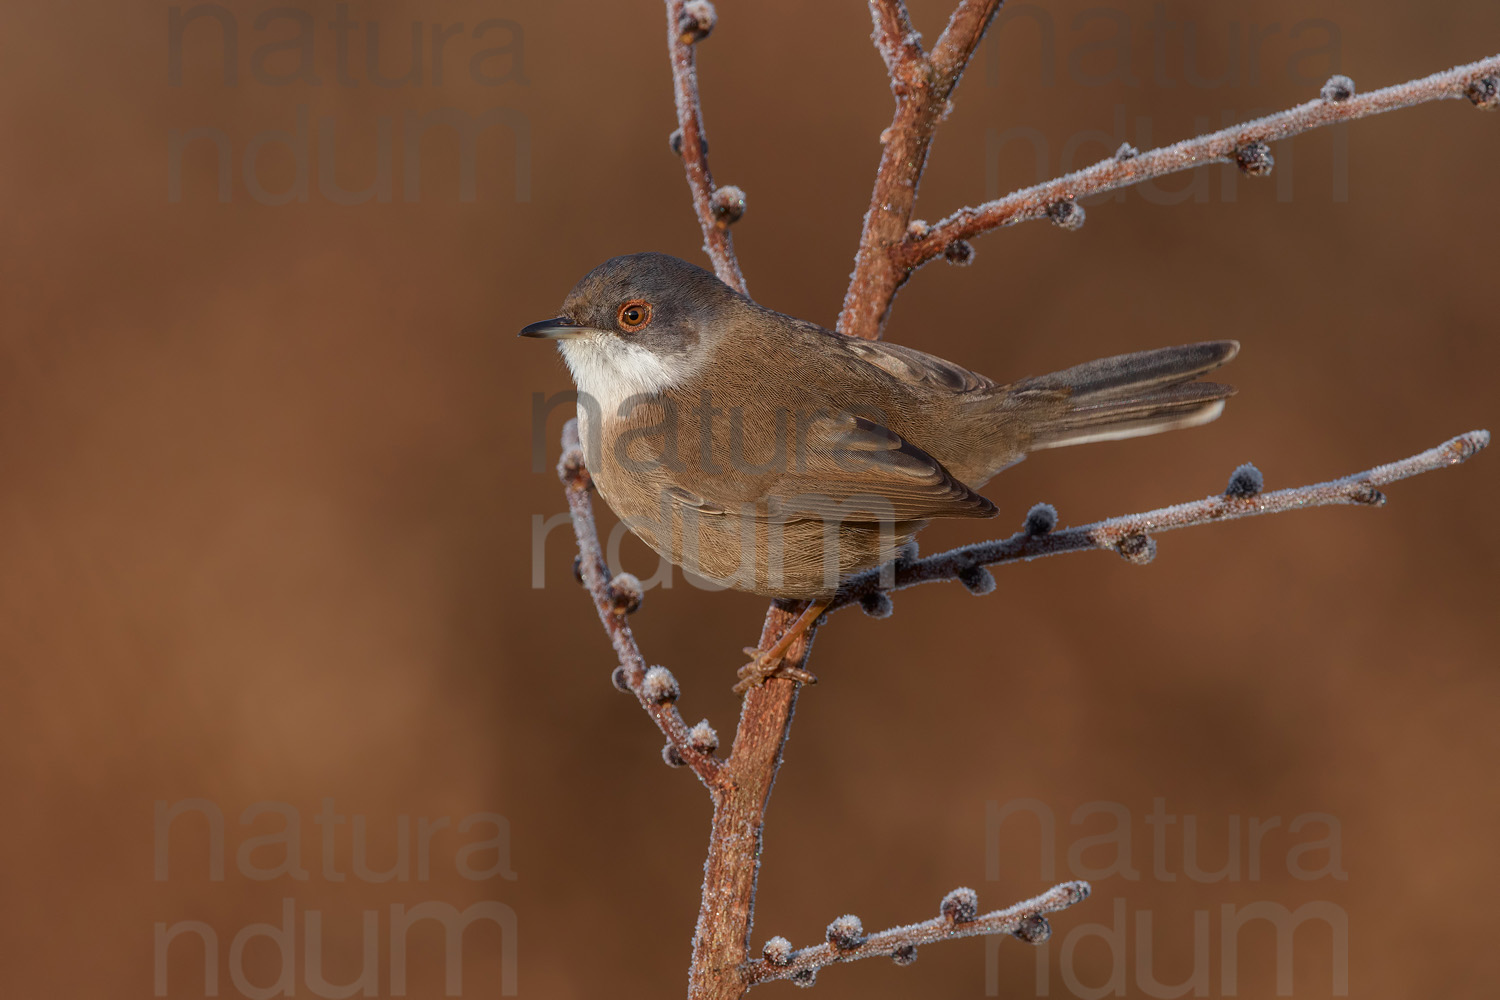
617, 300, 652, 332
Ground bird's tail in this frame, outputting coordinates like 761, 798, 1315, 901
1008, 340, 1239, 451
954, 340, 1240, 487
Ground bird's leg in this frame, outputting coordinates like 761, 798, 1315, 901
733, 599, 829, 693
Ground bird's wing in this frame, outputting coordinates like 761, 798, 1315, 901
835, 339, 997, 394
672, 413, 997, 523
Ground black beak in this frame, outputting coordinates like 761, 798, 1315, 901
519, 317, 591, 340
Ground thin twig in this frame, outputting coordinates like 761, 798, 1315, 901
558, 420, 722, 787
744, 881, 1091, 986
832, 431, 1491, 611
868, 0, 921, 76
837, 0, 1005, 341
898, 54, 1500, 269
929, 0, 1007, 85
665, 0, 747, 294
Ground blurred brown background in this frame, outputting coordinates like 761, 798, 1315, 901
2, 1, 1497, 997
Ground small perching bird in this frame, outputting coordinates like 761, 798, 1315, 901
523, 253, 1236, 685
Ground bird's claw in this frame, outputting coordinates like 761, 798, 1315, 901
732, 646, 817, 693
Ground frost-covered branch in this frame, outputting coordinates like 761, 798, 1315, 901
744, 882, 1090, 987
688, 613, 809, 999
868, 0, 920, 77
837, 0, 1005, 341
665, 0, 747, 294
929, 0, 1008, 84
898, 56, 1500, 270
832, 431, 1491, 613
560, 7, 1496, 1000
558, 420, 722, 787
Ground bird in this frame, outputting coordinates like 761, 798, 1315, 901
522, 252, 1237, 687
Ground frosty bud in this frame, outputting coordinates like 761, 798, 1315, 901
859, 591, 894, 618
607, 572, 644, 615
941, 887, 979, 924
571, 554, 585, 586
1320, 74, 1355, 102
688, 719, 719, 754
678, 0, 717, 44
906, 219, 931, 240
710, 185, 746, 227
791, 969, 817, 988
1046, 199, 1085, 230
763, 936, 794, 966
642, 665, 680, 704
1234, 142, 1274, 176
1114, 142, 1139, 160
1023, 502, 1058, 536
558, 448, 588, 484
669, 129, 708, 156
957, 564, 995, 596
891, 943, 918, 966
1116, 533, 1156, 565
1466, 76, 1499, 110
1062, 881, 1092, 904
896, 538, 919, 564
943, 239, 975, 265
1225, 463, 1264, 499
662, 742, 686, 768
610, 665, 633, 693
1013, 914, 1051, 943
826, 914, 864, 950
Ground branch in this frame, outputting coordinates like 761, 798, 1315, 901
868, 1, 922, 76
744, 882, 1090, 987
837, 0, 1004, 341
688, 608, 810, 999
929, 0, 1007, 85
832, 431, 1491, 612
665, 0, 747, 294
898, 55, 1500, 269
557, 420, 722, 787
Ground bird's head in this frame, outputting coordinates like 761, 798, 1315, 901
520, 252, 743, 405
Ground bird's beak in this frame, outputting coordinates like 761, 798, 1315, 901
519, 317, 594, 340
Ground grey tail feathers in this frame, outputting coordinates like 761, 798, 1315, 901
1021, 340, 1239, 450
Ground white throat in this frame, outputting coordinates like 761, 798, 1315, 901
559, 336, 698, 460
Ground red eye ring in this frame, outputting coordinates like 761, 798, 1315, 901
618, 300, 652, 332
